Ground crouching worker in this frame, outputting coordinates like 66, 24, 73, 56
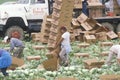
0, 49, 12, 76
56, 26, 71, 66
106, 45, 120, 65
6, 37, 25, 58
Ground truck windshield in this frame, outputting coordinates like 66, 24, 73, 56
17, 0, 29, 4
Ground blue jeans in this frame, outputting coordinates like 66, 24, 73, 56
1, 67, 8, 76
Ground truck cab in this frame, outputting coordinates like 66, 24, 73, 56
0, 0, 53, 39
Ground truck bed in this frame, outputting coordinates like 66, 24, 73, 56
94, 16, 120, 23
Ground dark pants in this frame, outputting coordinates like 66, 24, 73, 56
13, 47, 24, 58
1, 67, 8, 76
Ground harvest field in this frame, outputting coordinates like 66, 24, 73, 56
0, 39, 120, 80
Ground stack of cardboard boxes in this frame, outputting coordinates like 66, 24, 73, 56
39, 15, 52, 43
72, 13, 118, 43
87, 0, 104, 18
42, 0, 74, 71
113, 0, 120, 16
31, 15, 52, 43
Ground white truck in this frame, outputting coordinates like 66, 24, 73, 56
0, 0, 53, 39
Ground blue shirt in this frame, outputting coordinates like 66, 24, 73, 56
0, 49, 12, 68
10, 38, 24, 52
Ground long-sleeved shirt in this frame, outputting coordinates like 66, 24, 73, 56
9, 38, 24, 52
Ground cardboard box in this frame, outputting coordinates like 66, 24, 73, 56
74, 0, 82, 9
42, 57, 59, 71
88, 6, 103, 18
46, 52, 58, 59
100, 51, 109, 57
100, 42, 113, 47
72, 18, 80, 27
40, 37, 49, 44
95, 32, 107, 41
113, 0, 120, 15
100, 75, 120, 80
31, 33, 41, 39
81, 22, 93, 31
47, 42, 56, 49
52, 11, 60, 18
50, 27, 58, 34
70, 34, 75, 42
26, 56, 41, 61
32, 38, 41, 42
84, 35, 96, 43
84, 59, 105, 69
73, 29, 82, 36
79, 31, 95, 42
88, 0, 102, 6
74, 53, 89, 58
37, 65, 45, 70
55, 77, 77, 80
118, 32, 120, 38
12, 57, 24, 67
18, 64, 27, 69
53, 3, 62, 10
34, 78, 46, 80
106, 31, 118, 39
51, 19, 59, 26
77, 13, 88, 23
86, 18, 97, 28
49, 35, 58, 41
32, 45, 46, 50
78, 43, 90, 48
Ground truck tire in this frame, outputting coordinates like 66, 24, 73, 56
101, 22, 114, 31
116, 23, 120, 32
6, 26, 24, 40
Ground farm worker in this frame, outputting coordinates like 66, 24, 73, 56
105, 0, 113, 15
56, 26, 71, 66
117, 0, 120, 6
6, 37, 25, 58
0, 49, 12, 76
106, 45, 120, 65
82, 0, 89, 16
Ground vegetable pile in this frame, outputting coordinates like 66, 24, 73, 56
0, 39, 120, 80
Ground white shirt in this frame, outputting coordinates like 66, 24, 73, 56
61, 32, 70, 46
105, 0, 113, 12
110, 45, 120, 58
117, 0, 120, 6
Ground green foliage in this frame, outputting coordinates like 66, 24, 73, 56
0, 39, 120, 80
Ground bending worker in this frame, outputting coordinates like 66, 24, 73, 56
6, 37, 25, 58
106, 45, 120, 65
0, 49, 12, 76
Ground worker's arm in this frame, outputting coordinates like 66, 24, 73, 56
117, 53, 120, 65
55, 38, 64, 48
9, 40, 14, 52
